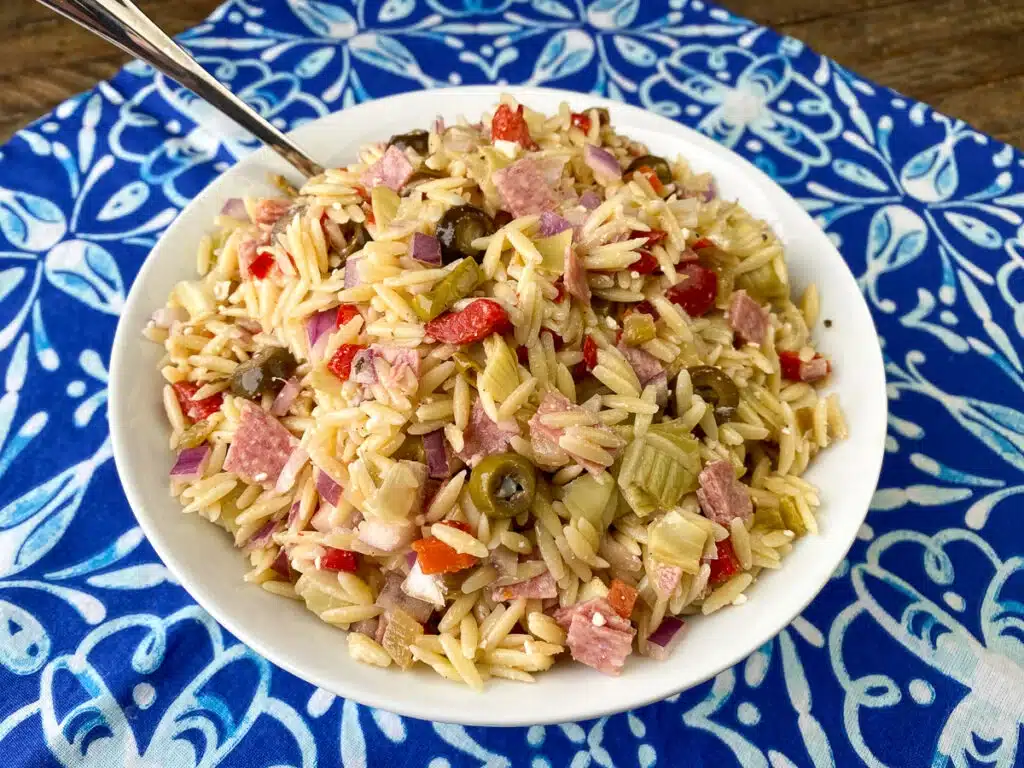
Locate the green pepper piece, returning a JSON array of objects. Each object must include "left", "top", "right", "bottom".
[
  {"left": 753, "top": 503, "right": 785, "bottom": 531},
  {"left": 412, "top": 257, "right": 481, "bottom": 322},
  {"left": 779, "top": 497, "right": 807, "bottom": 537},
  {"left": 622, "top": 312, "right": 656, "bottom": 346},
  {"left": 469, "top": 453, "right": 536, "bottom": 519}
]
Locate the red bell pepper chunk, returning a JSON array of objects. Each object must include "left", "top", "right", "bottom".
[
  {"left": 491, "top": 103, "right": 536, "bottom": 149},
  {"left": 634, "top": 165, "right": 664, "bottom": 195},
  {"left": 425, "top": 299, "right": 511, "bottom": 345},
  {"left": 335, "top": 304, "right": 360, "bottom": 328},
  {"left": 582, "top": 335, "right": 599, "bottom": 371},
  {"left": 779, "top": 350, "right": 831, "bottom": 382},
  {"left": 327, "top": 343, "right": 366, "bottom": 381},
  {"left": 172, "top": 381, "right": 223, "bottom": 422},
  {"left": 248, "top": 250, "right": 276, "bottom": 280},
  {"left": 411, "top": 535, "right": 478, "bottom": 575},
  {"left": 628, "top": 250, "right": 660, "bottom": 274},
  {"left": 628, "top": 300, "right": 657, "bottom": 318},
  {"left": 607, "top": 579, "right": 638, "bottom": 619},
  {"left": 320, "top": 547, "right": 359, "bottom": 573},
  {"left": 631, "top": 228, "right": 668, "bottom": 248},
  {"left": 665, "top": 264, "right": 718, "bottom": 317},
  {"left": 570, "top": 112, "right": 592, "bottom": 134},
  {"left": 708, "top": 539, "right": 741, "bottom": 585},
  {"left": 691, "top": 237, "right": 714, "bottom": 250}
]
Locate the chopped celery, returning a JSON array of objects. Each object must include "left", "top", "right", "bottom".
[
  {"left": 617, "top": 420, "right": 700, "bottom": 517},
  {"left": 562, "top": 471, "right": 615, "bottom": 529},
  {"left": 382, "top": 608, "right": 423, "bottom": 669},
  {"left": 622, "top": 312, "right": 656, "bottom": 346},
  {"left": 412, "top": 257, "right": 481, "bottom": 321},
  {"left": 579, "top": 577, "right": 610, "bottom": 603},
  {"left": 178, "top": 419, "right": 215, "bottom": 449},
  {"left": 296, "top": 570, "right": 350, "bottom": 615},
  {"left": 452, "top": 351, "right": 483, "bottom": 381},
  {"left": 753, "top": 503, "right": 785, "bottom": 531},
  {"left": 648, "top": 510, "right": 707, "bottom": 574},
  {"left": 371, "top": 186, "right": 401, "bottom": 230},
  {"left": 779, "top": 496, "right": 807, "bottom": 537},
  {"left": 736, "top": 260, "right": 787, "bottom": 301},
  {"left": 534, "top": 229, "right": 572, "bottom": 274},
  {"left": 479, "top": 334, "right": 519, "bottom": 402}
]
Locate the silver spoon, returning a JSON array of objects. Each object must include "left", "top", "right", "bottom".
[{"left": 36, "top": 0, "right": 325, "bottom": 179}]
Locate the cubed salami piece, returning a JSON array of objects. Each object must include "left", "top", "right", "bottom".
[
  {"left": 728, "top": 290, "right": 770, "bottom": 345},
  {"left": 696, "top": 460, "right": 753, "bottom": 526},
  {"left": 565, "top": 599, "right": 636, "bottom": 676},
  {"left": 361, "top": 145, "right": 415, "bottom": 192},
  {"left": 493, "top": 158, "right": 557, "bottom": 217},
  {"left": 223, "top": 402, "right": 299, "bottom": 488},
  {"left": 457, "top": 400, "right": 512, "bottom": 466},
  {"left": 492, "top": 570, "right": 557, "bottom": 602}
]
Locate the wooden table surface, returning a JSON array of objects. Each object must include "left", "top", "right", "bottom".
[{"left": 1, "top": 0, "right": 1021, "bottom": 148}]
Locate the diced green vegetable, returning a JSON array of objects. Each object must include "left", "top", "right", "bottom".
[
  {"left": 648, "top": 510, "right": 707, "bottom": 574},
  {"left": 412, "top": 257, "right": 481, "bottom": 321},
  {"left": 534, "top": 229, "right": 572, "bottom": 274},
  {"left": 779, "top": 496, "right": 807, "bottom": 537},
  {"left": 617, "top": 420, "right": 701, "bottom": 517},
  {"left": 736, "top": 260, "right": 787, "bottom": 301},
  {"left": 382, "top": 608, "right": 424, "bottom": 669},
  {"left": 481, "top": 146, "right": 513, "bottom": 174},
  {"left": 562, "top": 471, "right": 615, "bottom": 530},
  {"left": 364, "top": 460, "right": 426, "bottom": 522},
  {"left": 753, "top": 503, "right": 785, "bottom": 531},
  {"left": 479, "top": 334, "right": 519, "bottom": 402},
  {"left": 622, "top": 312, "right": 656, "bottom": 346},
  {"left": 371, "top": 186, "right": 401, "bottom": 230},
  {"left": 296, "top": 570, "right": 350, "bottom": 615},
  {"left": 452, "top": 351, "right": 483, "bottom": 381},
  {"left": 178, "top": 419, "right": 215, "bottom": 449}
]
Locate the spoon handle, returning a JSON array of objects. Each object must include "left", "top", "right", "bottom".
[{"left": 36, "top": 0, "right": 324, "bottom": 178}]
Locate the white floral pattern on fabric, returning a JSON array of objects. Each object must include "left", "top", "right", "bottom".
[{"left": 0, "top": 0, "right": 1022, "bottom": 765}]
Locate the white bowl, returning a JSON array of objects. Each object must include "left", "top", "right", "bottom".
[{"left": 109, "top": 86, "right": 887, "bottom": 726}]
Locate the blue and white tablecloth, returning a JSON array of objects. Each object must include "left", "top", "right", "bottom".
[{"left": 1, "top": 1, "right": 1023, "bottom": 765}]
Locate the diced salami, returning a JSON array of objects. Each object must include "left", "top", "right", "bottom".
[
  {"left": 350, "top": 617, "right": 379, "bottom": 638},
  {"left": 493, "top": 157, "right": 557, "bottom": 217},
  {"left": 423, "top": 430, "right": 452, "bottom": 480},
  {"left": 617, "top": 342, "right": 664, "bottom": 387},
  {"left": 377, "top": 572, "right": 434, "bottom": 624},
  {"left": 552, "top": 597, "right": 631, "bottom": 631},
  {"left": 728, "top": 290, "right": 770, "bottom": 345},
  {"left": 564, "top": 245, "right": 591, "bottom": 304},
  {"left": 696, "top": 460, "right": 753, "bottom": 526},
  {"left": 492, "top": 570, "right": 557, "bottom": 602},
  {"left": 800, "top": 356, "right": 829, "bottom": 381},
  {"left": 253, "top": 198, "right": 292, "bottom": 226},
  {"left": 223, "top": 403, "right": 298, "bottom": 488},
  {"left": 361, "top": 145, "right": 415, "bottom": 192},
  {"left": 652, "top": 563, "right": 683, "bottom": 597},
  {"left": 457, "top": 400, "right": 512, "bottom": 466},
  {"left": 528, "top": 392, "right": 618, "bottom": 476},
  {"left": 565, "top": 600, "right": 636, "bottom": 676}
]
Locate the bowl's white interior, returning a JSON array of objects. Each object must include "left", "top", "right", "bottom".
[{"left": 109, "top": 86, "right": 887, "bottom": 726}]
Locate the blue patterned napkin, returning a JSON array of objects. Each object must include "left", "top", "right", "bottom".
[{"left": 1, "top": 1, "right": 1022, "bottom": 765}]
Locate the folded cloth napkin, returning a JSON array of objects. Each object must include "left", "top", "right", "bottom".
[{"left": 0, "top": 1, "right": 1021, "bottom": 766}]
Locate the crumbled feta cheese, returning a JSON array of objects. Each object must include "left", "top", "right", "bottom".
[
  {"left": 493, "top": 139, "right": 519, "bottom": 159},
  {"left": 592, "top": 611, "right": 607, "bottom": 627},
  {"left": 604, "top": 316, "right": 617, "bottom": 329},
  {"left": 630, "top": 271, "right": 640, "bottom": 279},
  {"left": 732, "top": 594, "right": 748, "bottom": 606},
  {"left": 254, "top": 472, "right": 268, "bottom": 482}
]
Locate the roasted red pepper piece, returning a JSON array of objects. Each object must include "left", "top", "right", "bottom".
[
  {"left": 691, "top": 237, "right": 714, "bottom": 250},
  {"left": 634, "top": 165, "right": 664, "bottom": 195},
  {"left": 335, "top": 304, "right": 360, "bottom": 328},
  {"left": 411, "top": 536, "right": 478, "bottom": 575},
  {"left": 248, "top": 250, "right": 276, "bottom": 280},
  {"left": 607, "top": 579, "right": 638, "bottom": 619},
  {"left": 707, "top": 539, "right": 741, "bottom": 585},
  {"left": 629, "top": 300, "right": 657, "bottom": 318},
  {"left": 172, "top": 381, "right": 223, "bottom": 422},
  {"left": 582, "top": 335, "right": 598, "bottom": 371},
  {"left": 628, "top": 250, "right": 660, "bottom": 274},
  {"left": 327, "top": 343, "right": 366, "bottom": 381},
  {"left": 570, "top": 112, "right": 592, "bottom": 134},
  {"left": 320, "top": 547, "right": 359, "bottom": 573},
  {"left": 425, "top": 299, "right": 511, "bottom": 345},
  {"left": 491, "top": 103, "right": 536, "bottom": 149},
  {"left": 631, "top": 228, "right": 668, "bottom": 248},
  {"left": 665, "top": 264, "right": 718, "bottom": 317}
]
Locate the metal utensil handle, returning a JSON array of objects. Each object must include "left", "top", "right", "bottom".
[{"left": 36, "top": 0, "right": 324, "bottom": 178}]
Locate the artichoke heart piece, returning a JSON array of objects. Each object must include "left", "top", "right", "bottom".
[
  {"left": 648, "top": 509, "right": 707, "bottom": 574},
  {"left": 479, "top": 334, "right": 519, "bottom": 402},
  {"left": 617, "top": 420, "right": 701, "bottom": 518}
]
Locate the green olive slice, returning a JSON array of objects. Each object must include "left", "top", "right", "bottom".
[
  {"left": 687, "top": 365, "right": 739, "bottom": 422},
  {"left": 229, "top": 347, "right": 298, "bottom": 401},
  {"left": 625, "top": 154, "right": 672, "bottom": 185},
  {"left": 435, "top": 205, "right": 496, "bottom": 264},
  {"left": 469, "top": 453, "right": 536, "bottom": 519},
  {"left": 387, "top": 129, "right": 429, "bottom": 156}
]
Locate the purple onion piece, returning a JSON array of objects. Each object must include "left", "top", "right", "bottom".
[
  {"left": 221, "top": 197, "right": 249, "bottom": 220},
  {"left": 578, "top": 190, "right": 601, "bottom": 210},
  {"left": 306, "top": 308, "right": 336, "bottom": 347},
  {"left": 270, "top": 377, "right": 301, "bottom": 416},
  {"left": 538, "top": 211, "right": 572, "bottom": 237},
  {"left": 245, "top": 518, "right": 278, "bottom": 550},
  {"left": 409, "top": 232, "right": 442, "bottom": 265},
  {"left": 344, "top": 256, "right": 363, "bottom": 289},
  {"left": 646, "top": 616, "right": 685, "bottom": 660},
  {"left": 423, "top": 429, "right": 450, "bottom": 479},
  {"left": 316, "top": 469, "right": 342, "bottom": 507},
  {"left": 583, "top": 144, "right": 622, "bottom": 185},
  {"left": 170, "top": 446, "right": 210, "bottom": 480}
]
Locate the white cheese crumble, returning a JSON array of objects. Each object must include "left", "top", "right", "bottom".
[
  {"left": 493, "top": 139, "right": 519, "bottom": 159},
  {"left": 254, "top": 472, "right": 268, "bottom": 482},
  {"left": 592, "top": 611, "right": 607, "bottom": 627},
  {"left": 732, "top": 594, "right": 748, "bottom": 606}
]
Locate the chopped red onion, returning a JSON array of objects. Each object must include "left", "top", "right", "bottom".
[
  {"left": 356, "top": 519, "right": 416, "bottom": 552},
  {"left": 583, "top": 144, "right": 622, "bottom": 185},
  {"left": 150, "top": 306, "right": 188, "bottom": 329},
  {"left": 270, "top": 548, "right": 291, "bottom": 579},
  {"left": 423, "top": 430, "right": 450, "bottom": 479},
  {"left": 579, "top": 190, "right": 601, "bottom": 210},
  {"left": 409, "top": 232, "right": 442, "bottom": 265},
  {"left": 270, "top": 376, "right": 301, "bottom": 416},
  {"left": 275, "top": 447, "right": 308, "bottom": 494},
  {"left": 170, "top": 446, "right": 210, "bottom": 480},
  {"left": 378, "top": 571, "right": 434, "bottom": 622},
  {"left": 402, "top": 562, "right": 446, "bottom": 609},
  {"left": 316, "top": 469, "right": 342, "bottom": 506},
  {"left": 306, "top": 309, "right": 336, "bottom": 348},
  {"left": 433, "top": 115, "right": 446, "bottom": 134},
  {"left": 344, "top": 256, "right": 363, "bottom": 288},
  {"left": 645, "top": 616, "right": 686, "bottom": 661},
  {"left": 221, "top": 197, "right": 249, "bottom": 220},
  {"left": 286, "top": 499, "right": 302, "bottom": 531},
  {"left": 245, "top": 518, "right": 278, "bottom": 550},
  {"left": 538, "top": 211, "right": 572, "bottom": 237}
]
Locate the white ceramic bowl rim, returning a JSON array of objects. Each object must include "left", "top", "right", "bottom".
[{"left": 109, "top": 85, "right": 887, "bottom": 726}]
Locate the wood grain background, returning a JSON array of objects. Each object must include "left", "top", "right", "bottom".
[{"left": 0, "top": 0, "right": 1021, "bottom": 147}]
